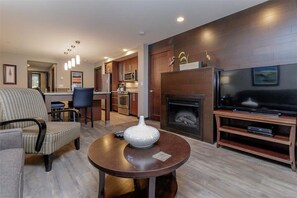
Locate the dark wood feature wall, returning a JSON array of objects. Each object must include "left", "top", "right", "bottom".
[
  {"left": 149, "top": 0, "right": 297, "bottom": 120},
  {"left": 161, "top": 67, "right": 218, "bottom": 143},
  {"left": 173, "top": 0, "right": 297, "bottom": 70}
]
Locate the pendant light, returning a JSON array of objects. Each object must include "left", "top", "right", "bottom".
[
  {"left": 68, "top": 60, "right": 72, "bottom": 69},
  {"left": 64, "top": 63, "right": 68, "bottom": 70},
  {"left": 75, "top": 41, "right": 81, "bottom": 65},
  {"left": 63, "top": 40, "right": 81, "bottom": 70},
  {"left": 76, "top": 54, "right": 80, "bottom": 65},
  {"left": 71, "top": 58, "right": 76, "bottom": 67}
]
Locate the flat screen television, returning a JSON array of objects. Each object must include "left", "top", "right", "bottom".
[{"left": 217, "top": 63, "right": 297, "bottom": 116}]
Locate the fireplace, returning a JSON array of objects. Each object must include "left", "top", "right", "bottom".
[{"left": 166, "top": 95, "right": 203, "bottom": 139}]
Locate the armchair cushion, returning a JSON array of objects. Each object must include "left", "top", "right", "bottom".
[
  {"left": 0, "top": 128, "right": 23, "bottom": 150},
  {"left": 0, "top": 128, "right": 24, "bottom": 198},
  {"left": 23, "top": 122, "right": 80, "bottom": 154},
  {"left": 0, "top": 148, "right": 24, "bottom": 198}
]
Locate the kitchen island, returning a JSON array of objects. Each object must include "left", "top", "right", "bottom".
[{"left": 44, "top": 92, "right": 110, "bottom": 123}]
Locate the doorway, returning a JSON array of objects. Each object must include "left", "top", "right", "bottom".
[
  {"left": 27, "top": 60, "right": 56, "bottom": 92},
  {"left": 94, "top": 66, "right": 102, "bottom": 92}
]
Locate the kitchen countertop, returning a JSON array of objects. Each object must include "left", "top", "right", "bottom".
[
  {"left": 44, "top": 92, "right": 111, "bottom": 95},
  {"left": 112, "top": 90, "right": 138, "bottom": 93}
]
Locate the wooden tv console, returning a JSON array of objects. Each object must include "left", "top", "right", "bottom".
[{"left": 214, "top": 110, "right": 296, "bottom": 171}]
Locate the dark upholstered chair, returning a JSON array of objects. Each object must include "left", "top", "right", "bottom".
[
  {"left": 0, "top": 128, "right": 24, "bottom": 198},
  {"left": 72, "top": 88, "right": 94, "bottom": 127},
  {"left": 0, "top": 88, "right": 80, "bottom": 172}
]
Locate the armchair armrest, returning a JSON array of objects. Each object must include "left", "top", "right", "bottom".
[
  {"left": 0, "top": 128, "right": 23, "bottom": 151},
  {"left": 0, "top": 118, "right": 46, "bottom": 152}
]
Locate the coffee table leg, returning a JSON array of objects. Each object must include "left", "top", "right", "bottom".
[
  {"left": 98, "top": 170, "right": 105, "bottom": 198},
  {"left": 148, "top": 177, "right": 156, "bottom": 198},
  {"left": 172, "top": 170, "right": 176, "bottom": 177}
]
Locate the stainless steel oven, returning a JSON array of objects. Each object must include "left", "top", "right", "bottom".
[{"left": 118, "top": 92, "right": 129, "bottom": 115}]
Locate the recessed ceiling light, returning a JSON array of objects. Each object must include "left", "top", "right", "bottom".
[
  {"left": 104, "top": 57, "right": 109, "bottom": 59},
  {"left": 139, "top": 31, "right": 145, "bottom": 36},
  {"left": 123, "top": 49, "right": 128, "bottom": 52},
  {"left": 177, "top": 16, "right": 184, "bottom": 23}
]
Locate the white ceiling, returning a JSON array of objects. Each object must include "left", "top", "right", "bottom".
[{"left": 0, "top": 0, "right": 266, "bottom": 64}]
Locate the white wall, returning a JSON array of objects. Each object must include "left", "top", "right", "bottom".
[
  {"left": 137, "top": 44, "right": 149, "bottom": 118},
  {"left": 0, "top": 53, "right": 28, "bottom": 87},
  {"left": 0, "top": 52, "right": 95, "bottom": 89},
  {"left": 56, "top": 61, "right": 95, "bottom": 89}
]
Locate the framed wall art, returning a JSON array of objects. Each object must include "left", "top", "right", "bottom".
[
  {"left": 252, "top": 66, "right": 279, "bottom": 86},
  {"left": 70, "top": 71, "right": 83, "bottom": 90},
  {"left": 3, "top": 64, "right": 17, "bottom": 84}
]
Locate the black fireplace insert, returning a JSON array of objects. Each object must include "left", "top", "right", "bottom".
[{"left": 166, "top": 95, "right": 203, "bottom": 139}]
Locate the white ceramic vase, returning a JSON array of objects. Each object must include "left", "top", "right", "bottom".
[{"left": 124, "top": 116, "right": 160, "bottom": 148}]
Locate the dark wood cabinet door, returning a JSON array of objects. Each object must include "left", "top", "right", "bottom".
[
  {"left": 112, "top": 92, "right": 118, "bottom": 111},
  {"left": 149, "top": 46, "right": 173, "bottom": 121},
  {"left": 129, "top": 93, "right": 138, "bottom": 116},
  {"left": 105, "top": 62, "right": 112, "bottom": 74}
]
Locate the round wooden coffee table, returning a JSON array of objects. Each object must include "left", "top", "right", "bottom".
[{"left": 88, "top": 131, "right": 191, "bottom": 198}]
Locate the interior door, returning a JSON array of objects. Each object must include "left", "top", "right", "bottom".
[
  {"left": 51, "top": 67, "right": 55, "bottom": 92},
  {"left": 94, "top": 66, "right": 102, "bottom": 92},
  {"left": 149, "top": 46, "right": 173, "bottom": 121}
]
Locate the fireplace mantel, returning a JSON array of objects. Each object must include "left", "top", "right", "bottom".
[{"left": 160, "top": 67, "right": 220, "bottom": 144}]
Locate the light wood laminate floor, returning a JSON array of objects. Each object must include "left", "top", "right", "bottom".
[{"left": 23, "top": 112, "right": 297, "bottom": 198}]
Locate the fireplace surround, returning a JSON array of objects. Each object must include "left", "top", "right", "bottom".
[{"left": 160, "top": 67, "right": 219, "bottom": 143}]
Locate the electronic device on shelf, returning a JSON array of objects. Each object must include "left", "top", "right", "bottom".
[
  {"left": 217, "top": 63, "right": 297, "bottom": 116},
  {"left": 247, "top": 125, "right": 275, "bottom": 137}
]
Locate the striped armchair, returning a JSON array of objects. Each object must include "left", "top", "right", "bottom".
[{"left": 0, "top": 88, "right": 80, "bottom": 172}]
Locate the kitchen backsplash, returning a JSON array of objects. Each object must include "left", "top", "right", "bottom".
[{"left": 125, "top": 81, "right": 138, "bottom": 92}]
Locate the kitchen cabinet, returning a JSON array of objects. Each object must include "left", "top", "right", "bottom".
[
  {"left": 121, "top": 57, "right": 138, "bottom": 74},
  {"left": 129, "top": 93, "right": 138, "bottom": 116},
  {"left": 119, "top": 63, "right": 123, "bottom": 81},
  {"left": 105, "top": 62, "right": 112, "bottom": 74},
  {"left": 112, "top": 92, "right": 118, "bottom": 111}
]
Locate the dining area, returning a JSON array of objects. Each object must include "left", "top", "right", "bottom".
[{"left": 44, "top": 90, "right": 111, "bottom": 124}]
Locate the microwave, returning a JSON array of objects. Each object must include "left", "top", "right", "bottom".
[{"left": 124, "top": 70, "right": 137, "bottom": 81}]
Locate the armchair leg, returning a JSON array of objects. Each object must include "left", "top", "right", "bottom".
[
  {"left": 74, "top": 138, "right": 80, "bottom": 150},
  {"left": 44, "top": 154, "right": 53, "bottom": 172}
]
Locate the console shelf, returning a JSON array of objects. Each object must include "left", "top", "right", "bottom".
[{"left": 214, "top": 110, "right": 296, "bottom": 171}]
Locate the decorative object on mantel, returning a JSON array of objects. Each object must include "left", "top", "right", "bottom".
[
  {"left": 201, "top": 50, "right": 217, "bottom": 67},
  {"left": 64, "top": 40, "right": 81, "bottom": 71},
  {"left": 179, "top": 61, "right": 202, "bottom": 71},
  {"left": 124, "top": 116, "right": 160, "bottom": 149},
  {"left": 178, "top": 51, "right": 189, "bottom": 64},
  {"left": 168, "top": 56, "right": 175, "bottom": 67}
]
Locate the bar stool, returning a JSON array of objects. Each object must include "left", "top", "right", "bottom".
[
  {"left": 34, "top": 87, "right": 65, "bottom": 121},
  {"left": 72, "top": 88, "right": 94, "bottom": 127}
]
